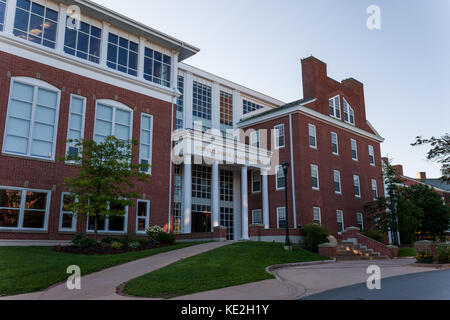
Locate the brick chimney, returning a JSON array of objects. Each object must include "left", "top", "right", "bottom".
[
  {"left": 392, "top": 165, "right": 404, "bottom": 177},
  {"left": 301, "top": 56, "right": 328, "bottom": 100},
  {"left": 417, "top": 172, "right": 427, "bottom": 180}
]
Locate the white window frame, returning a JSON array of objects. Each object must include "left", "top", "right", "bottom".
[
  {"left": 139, "top": 113, "right": 153, "bottom": 174},
  {"left": 2, "top": 77, "right": 61, "bottom": 161},
  {"left": 277, "top": 207, "right": 287, "bottom": 229},
  {"left": 276, "top": 165, "right": 286, "bottom": 191},
  {"left": 353, "top": 174, "right": 361, "bottom": 198},
  {"left": 274, "top": 124, "right": 285, "bottom": 149},
  {"left": 250, "top": 130, "right": 260, "bottom": 148},
  {"left": 308, "top": 124, "right": 317, "bottom": 149},
  {"left": 334, "top": 170, "right": 342, "bottom": 194},
  {"left": 337, "top": 210, "right": 344, "bottom": 234},
  {"left": 313, "top": 207, "right": 321, "bottom": 225},
  {"left": 357, "top": 212, "right": 364, "bottom": 232},
  {"left": 371, "top": 179, "right": 379, "bottom": 200},
  {"left": 252, "top": 209, "right": 262, "bottom": 225},
  {"left": 350, "top": 138, "right": 358, "bottom": 161},
  {"left": 136, "top": 199, "right": 150, "bottom": 234},
  {"left": 343, "top": 98, "right": 355, "bottom": 125},
  {"left": 251, "top": 170, "right": 261, "bottom": 194},
  {"left": 65, "top": 94, "right": 86, "bottom": 162},
  {"left": 311, "top": 164, "right": 320, "bottom": 191},
  {"left": 0, "top": 185, "right": 51, "bottom": 231},
  {"left": 329, "top": 95, "right": 341, "bottom": 119},
  {"left": 59, "top": 192, "right": 77, "bottom": 232},
  {"left": 331, "top": 132, "right": 339, "bottom": 155},
  {"left": 86, "top": 204, "right": 129, "bottom": 234},
  {"left": 368, "top": 145, "right": 375, "bottom": 166},
  {"left": 93, "top": 99, "right": 134, "bottom": 143}
]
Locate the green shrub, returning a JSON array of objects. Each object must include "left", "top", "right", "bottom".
[
  {"left": 156, "top": 232, "right": 176, "bottom": 245},
  {"left": 138, "top": 239, "right": 150, "bottom": 247},
  {"left": 302, "top": 224, "right": 330, "bottom": 253},
  {"left": 436, "top": 245, "right": 450, "bottom": 264},
  {"left": 72, "top": 234, "right": 98, "bottom": 248},
  {"left": 110, "top": 241, "right": 124, "bottom": 250},
  {"left": 363, "top": 230, "right": 384, "bottom": 243},
  {"left": 416, "top": 250, "right": 434, "bottom": 264},
  {"left": 127, "top": 241, "right": 140, "bottom": 249}
]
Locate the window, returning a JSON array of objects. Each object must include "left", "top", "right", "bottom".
[
  {"left": 309, "top": 124, "right": 317, "bottom": 148},
  {"left": 0, "top": 0, "right": 6, "bottom": 31},
  {"left": 353, "top": 175, "right": 361, "bottom": 198},
  {"left": 250, "top": 130, "right": 260, "bottom": 148},
  {"left": 59, "top": 193, "right": 77, "bottom": 232},
  {"left": 173, "top": 202, "right": 182, "bottom": 234},
  {"left": 93, "top": 100, "right": 132, "bottom": 143},
  {"left": 66, "top": 95, "right": 86, "bottom": 159},
  {"left": 357, "top": 212, "right": 364, "bottom": 232},
  {"left": 311, "top": 164, "right": 319, "bottom": 190},
  {"left": 274, "top": 124, "right": 285, "bottom": 149},
  {"left": 13, "top": 0, "right": 58, "bottom": 48},
  {"left": 276, "top": 166, "right": 286, "bottom": 190},
  {"left": 64, "top": 19, "right": 101, "bottom": 64},
  {"left": 192, "top": 165, "right": 211, "bottom": 199},
  {"left": 140, "top": 114, "right": 153, "bottom": 174},
  {"left": 343, "top": 98, "right": 355, "bottom": 125},
  {"left": 0, "top": 186, "right": 50, "bottom": 231},
  {"left": 144, "top": 47, "right": 171, "bottom": 87},
  {"left": 243, "top": 100, "right": 264, "bottom": 115},
  {"left": 87, "top": 202, "right": 128, "bottom": 233},
  {"left": 329, "top": 96, "right": 341, "bottom": 119},
  {"left": 351, "top": 139, "right": 358, "bottom": 160},
  {"left": 107, "top": 33, "right": 138, "bottom": 76},
  {"left": 252, "top": 209, "right": 262, "bottom": 225},
  {"left": 220, "top": 170, "right": 233, "bottom": 202},
  {"left": 337, "top": 210, "right": 344, "bottom": 233},
  {"left": 176, "top": 75, "right": 184, "bottom": 129},
  {"left": 368, "top": 145, "right": 375, "bottom": 166},
  {"left": 313, "top": 207, "right": 321, "bottom": 225},
  {"left": 331, "top": 132, "right": 339, "bottom": 155},
  {"left": 220, "top": 91, "right": 233, "bottom": 127},
  {"left": 3, "top": 78, "right": 60, "bottom": 160},
  {"left": 277, "top": 207, "right": 287, "bottom": 229},
  {"left": 371, "top": 179, "right": 378, "bottom": 200},
  {"left": 192, "top": 81, "right": 212, "bottom": 131},
  {"left": 252, "top": 170, "right": 261, "bottom": 193},
  {"left": 136, "top": 200, "right": 150, "bottom": 234},
  {"left": 333, "top": 170, "right": 341, "bottom": 194}
]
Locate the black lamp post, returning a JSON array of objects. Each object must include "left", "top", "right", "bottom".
[{"left": 282, "top": 161, "right": 291, "bottom": 251}]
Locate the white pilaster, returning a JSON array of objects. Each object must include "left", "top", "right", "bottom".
[
  {"left": 171, "top": 51, "right": 179, "bottom": 92},
  {"left": 211, "top": 161, "right": 220, "bottom": 230},
  {"left": 138, "top": 37, "right": 146, "bottom": 80},
  {"left": 241, "top": 166, "right": 249, "bottom": 240},
  {"left": 55, "top": 4, "right": 67, "bottom": 53},
  {"left": 4, "top": 0, "right": 17, "bottom": 35},
  {"left": 183, "top": 155, "right": 192, "bottom": 234},
  {"left": 100, "top": 22, "right": 110, "bottom": 67},
  {"left": 232, "top": 90, "right": 242, "bottom": 129},
  {"left": 184, "top": 72, "right": 194, "bottom": 129},
  {"left": 211, "top": 82, "right": 221, "bottom": 131},
  {"left": 262, "top": 169, "right": 270, "bottom": 229}
]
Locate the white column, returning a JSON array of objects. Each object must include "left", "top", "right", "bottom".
[
  {"left": 171, "top": 51, "right": 179, "bottom": 92},
  {"left": 138, "top": 37, "right": 146, "bottom": 80},
  {"left": 211, "top": 82, "right": 221, "bottom": 132},
  {"left": 55, "top": 4, "right": 67, "bottom": 53},
  {"left": 4, "top": 0, "right": 17, "bottom": 35},
  {"left": 211, "top": 161, "right": 220, "bottom": 230},
  {"left": 241, "top": 167, "right": 249, "bottom": 240},
  {"left": 100, "top": 22, "right": 110, "bottom": 67},
  {"left": 184, "top": 72, "right": 194, "bottom": 129},
  {"left": 232, "top": 90, "right": 242, "bottom": 128},
  {"left": 262, "top": 169, "right": 270, "bottom": 229},
  {"left": 183, "top": 155, "right": 192, "bottom": 234}
]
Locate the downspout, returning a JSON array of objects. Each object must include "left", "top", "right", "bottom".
[{"left": 289, "top": 114, "right": 298, "bottom": 229}]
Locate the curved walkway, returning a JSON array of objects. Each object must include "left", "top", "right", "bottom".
[{"left": 1, "top": 241, "right": 230, "bottom": 300}]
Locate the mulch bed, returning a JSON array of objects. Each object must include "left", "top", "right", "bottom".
[{"left": 53, "top": 242, "right": 173, "bottom": 255}]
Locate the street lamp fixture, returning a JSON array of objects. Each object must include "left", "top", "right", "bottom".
[{"left": 282, "top": 161, "right": 291, "bottom": 251}]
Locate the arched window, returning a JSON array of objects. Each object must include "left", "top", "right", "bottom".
[
  {"left": 93, "top": 99, "right": 133, "bottom": 143},
  {"left": 2, "top": 77, "right": 61, "bottom": 160}
]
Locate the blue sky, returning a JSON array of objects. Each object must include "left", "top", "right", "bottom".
[{"left": 94, "top": 0, "right": 450, "bottom": 178}]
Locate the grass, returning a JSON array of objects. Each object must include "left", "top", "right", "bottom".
[
  {"left": 399, "top": 247, "right": 417, "bottom": 257},
  {"left": 123, "top": 241, "right": 330, "bottom": 299},
  {"left": 0, "top": 242, "right": 204, "bottom": 297}
]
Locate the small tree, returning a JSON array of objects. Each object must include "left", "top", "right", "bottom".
[
  {"left": 412, "top": 134, "right": 450, "bottom": 183},
  {"left": 61, "top": 136, "right": 150, "bottom": 241}
]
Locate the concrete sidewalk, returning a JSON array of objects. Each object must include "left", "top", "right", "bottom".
[{"left": 1, "top": 241, "right": 230, "bottom": 300}]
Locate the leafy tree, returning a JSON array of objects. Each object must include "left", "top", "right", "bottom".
[
  {"left": 61, "top": 136, "right": 150, "bottom": 241},
  {"left": 412, "top": 134, "right": 450, "bottom": 183}
]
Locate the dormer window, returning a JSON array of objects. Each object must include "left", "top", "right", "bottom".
[
  {"left": 343, "top": 98, "right": 355, "bottom": 125},
  {"left": 329, "top": 96, "right": 341, "bottom": 119}
]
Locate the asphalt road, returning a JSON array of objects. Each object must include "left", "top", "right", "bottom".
[{"left": 301, "top": 269, "right": 450, "bottom": 300}]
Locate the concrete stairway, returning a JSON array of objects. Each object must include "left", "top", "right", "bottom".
[{"left": 337, "top": 240, "right": 390, "bottom": 261}]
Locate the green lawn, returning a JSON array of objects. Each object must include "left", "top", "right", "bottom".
[
  {"left": 123, "top": 241, "right": 330, "bottom": 299},
  {"left": 0, "top": 242, "right": 203, "bottom": 297},
  {"left": 398, "top": 247, "right": 417, "bottom": 257}
]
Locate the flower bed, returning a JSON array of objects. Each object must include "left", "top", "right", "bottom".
[{"left": 53, "top": 241, "right": 173, "bottom": 255}]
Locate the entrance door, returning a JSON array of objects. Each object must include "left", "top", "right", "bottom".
[{"left": 192, "top": 204, "right": 211, "bottom": 233}]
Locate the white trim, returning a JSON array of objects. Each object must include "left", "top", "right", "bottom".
[
  {"left": 329, "top": 95, "right": 341, "bottom": 120},
  {"left": 136, "top": 199, "right": 150, "bottom": 234},
  {"left": 337, "top": 210, "right": 344, "bottom": 234},
  {"left": 371, "top": 178, "right": 379, "bottom": 200},
  {"left": 357, "top": 212, "right": 364, "bottom": 231},
  {"left": 368, "top": 145, "right": 375, "bottom": 166},
  {"left": 274, "top": 124, "right": 285, "bottom": 149},
  {"left": 275, "top": 165, "right": 286, "bottom": 191},
  {"left": 331, "top": 131, "right": 339, "bottom": 155},
  {"left": 353, "top": 174, "right": 361, "bottom": 198},
  {"left": 288, "top": 114, "right": 297, "bottom": 229},
  {"left": 313, "top": 207, "right": 321, "bottom": 225},
  {"left": 343, "top": 97, "right": 355, "bottom": 125},
  {"left": 252, "top": 209, "right": 262, "bottom": 225},
  {"left": 276, "top": 207, "right": 287, "bottom": 229},
  {"left": 311, "top": 164, "right": 320, "bottom": 191},
  {"left": 93, "top": 99, "right": 134, "bottom": 143},
  {"left": 86, "top": 204, "right": 129, "bottom": 234},
  {"left": 333, "top": 170, "right": 342, "bottom": 195},
  {"left": 350, "top": 138, "right": 358, "bottom": 161},
  {"left": 139, "top": 113, "right": 154, "bottom": 175},
  {"left": 308, "top": 123, "right": 317, "bottom": 149},
  {"left": 251, "top": 170, "right": 261, "bottom": 194},
  {"left": 65, "top": 94, "right": 87, "bottom": 162},
  {"left": 59, "top": 192, "right": 77, "bottom": 232}
]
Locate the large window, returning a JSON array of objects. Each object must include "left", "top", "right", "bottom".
[
  {"left": 313, "top": 207, "right": 321, "bottom": 225},
  {"left": 220, "top": 169, "right": 233, "bottom": 202},
  {"left": 87, "top": 202, "right": 128, "bottom": 233},
  {"left": 351, "top": 139, "right": 358, "bottom": 160},
  {"left": 0, "top": 186, "right": 50, "bottom": 231},
  {"left": 329, "top": 95, "right": 341, "bottom": 119},
  {"left": 353, "top": 175, "right": 361, "bottom": 198},
  {"left": 311, "top": 164, "right": 319, "bottom": 190},
  {"left": 66, "top": 95, "right": 86, "bottom": 159},
  {"left": 64, "top": 19, "right": 101, "bottom": 64},
  {"left": 252, "top": 209, "right": 262, "bottom": 225},
  {"left": 173, "top": 202, "right": 182, "bottom": 234},
  {"left": 107, "top": 33, "right": 138, "bottom": 76},
  {"left": 333, "top": 170, "right": 342, "bottom": 194},
  {"left": 251, "top": 170, "right": 261, "bottom": 193},
  {"left": 277, "top": 207, "right": 287, "bottom": 229},
  {"left": 3, "top": 78, "right": 60, "bottom": 160},
  {"left": 220, "top": 91, "right": 233, "bottom": 127},
  {"left": 276, "top": 166, "right": 286, "bottom": 190},
  {"left": 308, "top": 124, "right": 317, "bottom": 148},
  {"left": 59, "top": 193, "right": 76, "bottom": 232},
  {"left": 192, "top": 81, "right": 212, "bottom": 131},
  {"left": 337, "top": 210, "right": 344, "bottom": 233},
  {"left": 13, "top": 0, "right": 58, "bottom": 49},
  {"left": 243, "top": 100, "right": 264, "bottom": 115},
  {"left": 136, "top": 200, "right": 150, "bottom": 234},
  {"left": 274, "top": 124, "right": 285, "bottom": 149},
  {"left": 176, "top": 75, "right": 184, "bottom": 129},
  {"left": 93, "top": 100, "right": 132, "bottom": 143},
  {"left": 144, "top": 48, "right": 171, "bottom": 88},
  {"left": 343, "top": 98, "right": 355, "bottom": 125},
  {"left": 0, "top": 0, "right": 6, "bottom": 31},
  {"left": 140, "top": 114, "right": 153, "bottom": 174},
  {"left": 331, "top": 132, "right": 339, "bottom": 155},
  {"left": 192, "top": 165, "right": 211, "bottom": 199},
  {"left": 368, "top": 145, "right": 375, "bottom": 166}
]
